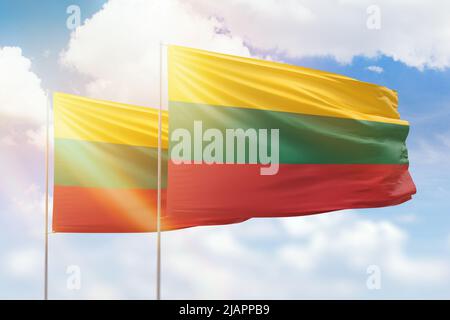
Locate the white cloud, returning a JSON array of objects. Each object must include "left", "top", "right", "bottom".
[
  {"left": 367, "top": 65, "right": 384, "bottom": 73},
  {"left": 278, "top": 213, "right": 449, "bottom": 285},
  {"left": 159, "top": 213, "right": 450, "bottom": 298},
  {"left": 12, "top": 184, "right": 45, "bottom": 217},
  {"left": 60, "top": 0, "right": 252, "bottom": 107},
  {"left": 448, "top": 234, "right": 450, "bottom": 250},
  {"left": 85, "top": 284, "right": 122, "bottom": 300},
  {"left": 0, "top": 46, "right": 50, "bottom": 298},
  {"left": 19, "top": 214, "right": 448, "bottom": 299},
  {"left": 26, "top": 125, "right": 46, "bottom": 149},
  {"left": 3, "top": 248, "right": 41, "bottom": 279},
  {"left": 413, "top": 133, "right": 450, "bottom": 165},
  {"left": 190, "top": 0, "right": 450, "bottom": 70},
  {"left": 0, "top": 123, "right": 47, "bottom": 149},
  {"left": 59, "top": 0, "right": 450, "bottom": 108},
  {"left": 0, "top": 135, "right": 17, "bottom": 147},
  {"left": 11, "top": 184, "right": 47, "bottom": 237},
  {"left": 0, "top": 47, "right": 47, "bottom": 124},
  {"left": 42, "top": 50, "right": 51, "bottom": 59},
  {"left": 394, "top": 214, "right": 417, "bottom": 224},
  {"left": 0, "top": 46, "right": 47, "bottom": 153}
]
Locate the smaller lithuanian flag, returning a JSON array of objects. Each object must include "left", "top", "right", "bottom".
[
  {"left": 53, "top": 93, "right": 169, "bottom": 232},
  {"left": 53, "top": 93, "right": 249, "bottom": 232}
]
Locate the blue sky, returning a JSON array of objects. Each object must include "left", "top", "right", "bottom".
[
  {"left": 1, "top": 0, "right": 450, "bottom": 299},
  {"left": 0, "top": 0, "right": 105, "bottom": 90}
]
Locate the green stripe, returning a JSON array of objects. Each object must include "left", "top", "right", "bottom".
[
  {"left": 169, "top": 101, "right": 409, "bottom": 164},
  {"left": 55, "top": 138, "right": 168, "bottom": 189}
]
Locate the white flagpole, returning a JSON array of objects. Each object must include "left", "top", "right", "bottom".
[
  {"left": 44, "top": 91, "right": 50, "bottom": 300},
  {"left": 156, "top": 42, "right": 163, "bottom": 300}
]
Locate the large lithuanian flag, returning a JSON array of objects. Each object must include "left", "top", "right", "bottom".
[
  {"left": 53, "top": 93, "right": 169, "bottom": 232},
  {"left": 167, "top": 46, "right": 416, "bottom": 225}
]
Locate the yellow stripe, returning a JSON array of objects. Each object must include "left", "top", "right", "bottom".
[
  {"left": 54, "top": 92, "right": 168, "bottom": 148},
  {"left": 168, "top": 45, "right": 408, "bottom": 126}
]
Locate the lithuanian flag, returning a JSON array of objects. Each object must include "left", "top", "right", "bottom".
[
  {"left": 53, "top": 93, "right": 169, "bottom": 232},
  {"left": 167, "top": 46, "right": 416, "bottom": 225}
]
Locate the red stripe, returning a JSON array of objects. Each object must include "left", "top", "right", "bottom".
[
  {"left": 53, "top": 186, "right": 248, "bottom": 232},
  {"left": 167, "top": 162, "right": 416, "bottom": 220}
]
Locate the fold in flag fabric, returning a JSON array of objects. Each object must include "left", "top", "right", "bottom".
[
  {"left": 53, "top": 93, "right": 172, "bottom": 232},
  {"left": 167, "top": 45, "right": 416, "bottom": 225}
]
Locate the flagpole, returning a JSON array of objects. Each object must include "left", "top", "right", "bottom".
[
  {"left": 156, "top": 41, "right": 163, "bottom": 300},
  {"left": 44, "top": 91, "right": 50, "bottom": 300}
]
